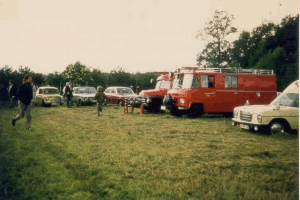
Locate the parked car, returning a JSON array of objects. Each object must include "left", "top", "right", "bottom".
[
  {"left": 35, "top": 87, "right": 64, "bottom": 106},
  {"left": 104, "top": 86, "right": 138, "bottom": 106},
  {"left": 71, "top": 87, "right": 97, "bottom": 106},
  {"left": 232, "top": 80, "right": 299, "bottom": 134},
  {"left": 161, "top": 67, "right": 277, "bottom": 117}
]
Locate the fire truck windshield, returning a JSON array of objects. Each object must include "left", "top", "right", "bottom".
[
  {"left": 172, "top": 74, "right": 198, "bottom": 89},
  {"left": 155, "top": 80, "right": 171, "bottom": 89}
]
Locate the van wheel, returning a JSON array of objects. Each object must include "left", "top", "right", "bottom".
[
  {"left": 118, "top": 100, "right": 123, "bottom": 107},
  {"left": 269, "top": 121, "right": 285, "bottom": 135},
  {"left": 171, "top": 110, "right": 182, "bottom": 117},
  {"left": 188, "top": 106, "right": 203, "bottom": 118}
]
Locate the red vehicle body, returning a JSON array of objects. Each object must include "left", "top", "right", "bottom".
[
  {"left": 138, "top": 72, "right": 173, "bottom": 112},
  {"left": 161, "top": 67, "right": 277, "bottom": 117},
  {"left": 104, "top": 86, "right": 138, "bottom": 106}
]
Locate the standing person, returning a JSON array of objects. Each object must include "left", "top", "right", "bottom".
[
  {"left": 11, "top": 75, "right": 33, "bottom": 131},
  {"left": 31, "top": 82, "right": 37, "bottom": 106},
  {"left": 94, "top": 86, "right": 106, "bottom": 116},
  {"left": 64, "top": 82, "right": 73, "bottom": 108},
  {"left": 8, "top": 80, "right": 17, "bottom": 108},
  {"left": 69, "top": 82, "right": 73, "bottom": 104}
]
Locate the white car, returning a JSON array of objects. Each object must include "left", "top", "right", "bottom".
[
  {"left": 71, "top": 87, "right": 97, "bottom": 106},
  {"left": 232, "top": 80, "right": 299, "bottom": 134}
]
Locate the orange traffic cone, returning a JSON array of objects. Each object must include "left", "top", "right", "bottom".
[{"left": 124, "top": 102, "right": 128, "bottom": 114}]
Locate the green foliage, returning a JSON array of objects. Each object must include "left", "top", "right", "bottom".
[
  {"left": 45, "top": 72, "right": 66, "bottom": 92},
  {"left": 62, "top": 61, "right": 92, "bottom": 86},
  {"left": 0, "top": 106, "right": 298, "bottom": 199},
  {"left": 196, "top": 10, "right": 237, "bottom": 67},
  {"left": 229, "top": 15, "right": 298, "bottom": 91}
]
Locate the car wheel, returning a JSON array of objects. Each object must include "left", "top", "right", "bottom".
[
  {"left": 118, "top": 100, "right": 123, "bottom": 107},
  {"left": 188, "top": 106, "right": 203, "bottom": 118},
  {"left": 269, "top": 121, "right": 285, "bottom": 135},
  {"left": 77, "top": 99, "right": 82, "bottom": 106}
]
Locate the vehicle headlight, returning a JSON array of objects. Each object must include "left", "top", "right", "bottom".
[
  {"left": 180, "top": 99, "right": 185, "bottom": 104},
  {"left": 233, "top": 110, "right": 238, "bottom": 118},
  {"left": 146, "top": 97, "right": 151, "bottom": 103},
  {"left": 257, "top": 114, "right": 262, "bottom": 123}
]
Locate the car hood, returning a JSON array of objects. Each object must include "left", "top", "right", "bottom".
[
  {"left": 235, "top": 105, "right": 274, "bottom": 114},
  {"left": 139, "top": 89, "right": 168, "bottom": 97},
  {"left": 73, "top": 93, "right": 96, "bottom": 98}
]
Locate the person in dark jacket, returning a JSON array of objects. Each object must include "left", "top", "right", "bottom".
[
  {"left": 12, "top": 75, "right": 33, "bottom": 130},
  {"left": 94, "top": 86, "right": 106, "bottom": 116},
  {"left": 64, "top": 82, "right": 73, "bottom": 108},
  {"left": 8, "top": 80, "right": 18, "bottom": 108}
]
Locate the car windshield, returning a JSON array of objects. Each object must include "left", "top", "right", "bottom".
[
  {"left": 75, "top": 87, "right": 97, "bottom": 94},
  {"left": 155, "top": 80, "right": 171, "bottom": 89},
  {"left": 117, "top": 88, "right": 134, "bottom": 94},
  {"left": 172, "top": 74, "right": 197, "bottom": 89},
  {"left": 44, "top": 89, "right": 59, "bottom": 94},
  {"left": 271, "top": 93, "right": 299, "bottom": 108}
]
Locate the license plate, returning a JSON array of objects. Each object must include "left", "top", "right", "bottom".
[
  {"left": 160, "top": 105, "right": 166, "bottom": 110},
  {"left": 240, "top": 124, "right": 249, "bottom": 130}
]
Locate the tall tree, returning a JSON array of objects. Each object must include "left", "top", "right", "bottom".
[
  {"left": 196, "top": 10, "right": 237, "bottom": 68},
  {"left": 62, "top": 61, "right": 91, "bottom": 86}
]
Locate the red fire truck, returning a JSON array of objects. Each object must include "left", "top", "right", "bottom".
[
  {"left": 137, "top": 72, "right": 174, "bottom": 112},
  {"left": 161, "top": 67, "right": 277, "bottom": 117}
]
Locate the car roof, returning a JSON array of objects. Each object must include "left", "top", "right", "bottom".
[
  {"left": 105, "top": 86, "right": 131, "bottom": 89},
  {"left": 38, "top": 87, "right": 58, "bottom": 89}
]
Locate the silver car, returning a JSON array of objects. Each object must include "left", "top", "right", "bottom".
[{"left": 71, "top": 87, "right": 97, "bottom": 106}]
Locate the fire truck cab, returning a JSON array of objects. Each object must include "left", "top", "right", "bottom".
[
  {"left": 161, "top": 67, "right": 277, "bottom": 117},
  {"left": 138, "top": 72, "right": 173, "bottom": 112}
]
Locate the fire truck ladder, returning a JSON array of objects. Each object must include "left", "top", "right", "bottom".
[{"left": 179, "top": 67, "right": 274, "bottom": 75}]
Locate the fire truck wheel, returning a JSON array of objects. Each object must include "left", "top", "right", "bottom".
[
  {"left": 188, "top": 106, "right": 203, "bottom": 118},
  {"left": 171, "top": 110, "right": 182, "bottom": 117}
]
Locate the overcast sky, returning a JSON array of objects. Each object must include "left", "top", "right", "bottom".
[{"left": 0, "top": 0, "right": 298, "bottom": 74}]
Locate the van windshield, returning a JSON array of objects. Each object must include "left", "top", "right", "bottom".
[
  {"left": 271, "top": 93, "right": 299, "bottom": 108},
  {"left": 172, "top": 74, "right": 198, "bottom": 89},
  {"left": 155, "top": 80, "right": 171, "bottom": 89}
]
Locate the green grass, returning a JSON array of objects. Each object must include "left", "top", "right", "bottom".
[{"left": 0, "top": 104, "right": 298, "bottom": 199}]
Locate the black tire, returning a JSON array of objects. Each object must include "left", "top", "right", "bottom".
[
  {"left": 77, "top": 99, "right": 82, "bottom": 106},
  {"left": 171, "top": 110, "right": 182, "bottom": 117},
  {"left": 188, "top": 106, "right": 203, "bottom": 118},
  {"left": 268, "top": 121, "right": 285, "bottom": 135},
  {"left": 118, "top": 100, "right": 123, "bottom": 107}
]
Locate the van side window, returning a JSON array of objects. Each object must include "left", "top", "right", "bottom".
[
  {"left": 38, "top": 89, "right": 43, "bottom": 94},
  {"left": 192, "top": 74, "right": 198, "bottom": 88},
  {"left": 201, "top": 75, "right": 215, "bottom": 88},
  {"left": 225, "top": 76, "right": 238, "bottom": 88}
]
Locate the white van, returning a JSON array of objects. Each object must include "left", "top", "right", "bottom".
[{"left": 232, "top": 80, "right": 299, "bottom": 134}]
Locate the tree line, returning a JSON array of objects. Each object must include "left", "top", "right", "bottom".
[
  {"left": 196, "top": 10, "right": 299, "bottom": 91},
  {"left": 0, "top": 63, "right": 159, "bottom": 98}
]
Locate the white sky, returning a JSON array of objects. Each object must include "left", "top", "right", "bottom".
[{"left": 0, "top": 0, "right": 298, "bottom": 74}]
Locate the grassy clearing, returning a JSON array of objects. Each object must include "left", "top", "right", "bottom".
[{"left": 0, "top": 104, "right": 298, "bottom": 199}]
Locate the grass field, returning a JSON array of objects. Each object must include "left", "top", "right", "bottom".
[{"left": 0, "top": 104, "right": 298, "bottom": 199}]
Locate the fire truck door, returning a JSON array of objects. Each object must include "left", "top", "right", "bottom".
[{"left": 200, "top": 75, "right": 218, "bottom": 112}]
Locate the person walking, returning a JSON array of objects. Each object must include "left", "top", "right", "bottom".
[
  {"left": 64, "top": 82, "right": 73, "bottom": 108},
  {"left": 94, "top": 86, "right": 106, "bottom": 116},
  {"left": 11, "top": 75, "right": 33, "bottom": 130},
  {"left": 31, "top": 82, "right": 38, "bottom": 106},
  {"left": 8, "top": 80, "right": 17, "bottom": 108}
]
